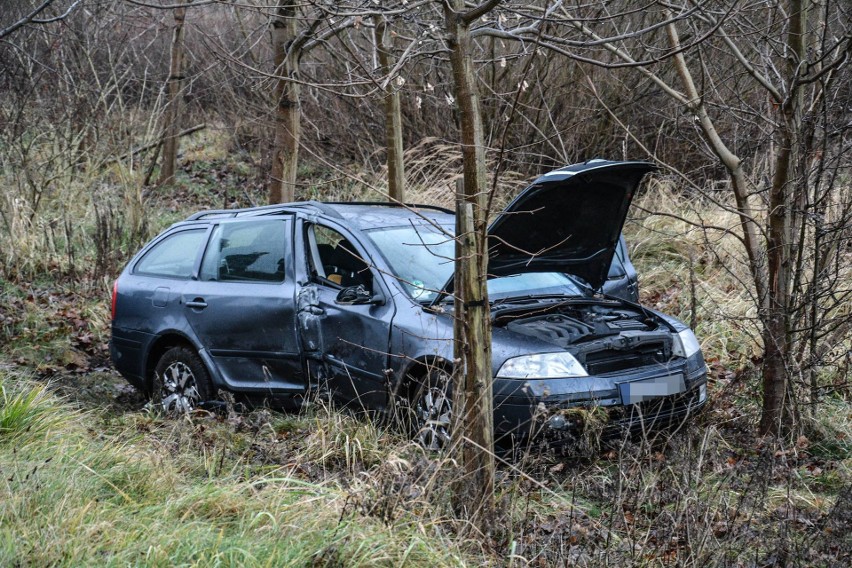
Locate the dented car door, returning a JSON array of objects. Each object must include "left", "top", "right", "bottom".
[{"left": 296, "top": 220, "right": 395, "bottom": 408}]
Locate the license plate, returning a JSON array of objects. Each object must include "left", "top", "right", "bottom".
[{"left": 618, "top": 374, "right": 685, "bottom": 405}]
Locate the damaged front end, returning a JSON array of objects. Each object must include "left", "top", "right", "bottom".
[{"left": 490, "top": 298, "right": 708, "bottom": 445}]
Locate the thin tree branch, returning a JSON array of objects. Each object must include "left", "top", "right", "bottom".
[
  {"left": 461, "top": 0, "right": 502, "bottom": 24},
  {"left": 101, "top": 124, "right": 206, "bottom": 167},
  {"left": 1, "top": 0, "right": 65, "bottom": 39}
]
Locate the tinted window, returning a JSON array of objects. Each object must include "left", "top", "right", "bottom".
[
  {"left": 199, "top": 219, "right": 286, "bottom": 283},
  {"left": 135, "top": 229, "right": 207, "bottom": 278}
]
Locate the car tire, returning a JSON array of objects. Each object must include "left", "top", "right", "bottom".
[
  {"left": 409, "top": 369, "right": 453, "bottom": 451},
  {"left": 152, "top": 346, "right": 212, "bottom": 414}
]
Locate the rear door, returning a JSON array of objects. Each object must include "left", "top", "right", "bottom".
[{"left": 182, "top": 216, "right": 304, "bottom": 395}]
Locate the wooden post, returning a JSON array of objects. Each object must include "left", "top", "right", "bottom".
[
  {"left": 452, "top": 179, "right": 468, "bottom": 443},
  {"left": 451, "top": 162, "right": 495, "bottom": 532}
]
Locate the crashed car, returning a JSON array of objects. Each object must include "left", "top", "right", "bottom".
[{"left": 110, "top": 160, "right": 707, "bottom": 448}]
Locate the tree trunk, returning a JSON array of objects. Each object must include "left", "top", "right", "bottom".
[
  {"left": 666, "top": 14, "right": 802, "bottom": 436},
  {"left": 269, "top": 0, "right": 300, "bottom": 204},
  {"left": 158, "top": 1, "right": 190, "bottom": 186},
  {"left": 374, "top": 17, "right": 405, "bottom": 202},
  {"left": 758, "top": 0, "right": 807, "bottom": 436},
  {"left": 444, "top": 0, "right": 495, "bottom": 528},
  {"left": 760, "top": 127, "right": 794, "bottom": 435}
]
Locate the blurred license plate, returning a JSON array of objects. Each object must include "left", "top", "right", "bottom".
[{"left": 619, "top": 374, "right": 685, "bottom": 405}]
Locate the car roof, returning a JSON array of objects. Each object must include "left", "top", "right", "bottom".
[{"left": 184, "top": 201, "right": 454, "bottom": 231}]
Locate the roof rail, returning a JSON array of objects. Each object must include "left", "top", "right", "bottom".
[
  {"left": 323, "top": 201, "right": 454, "bottom": 215},
  {"left": 185, "top": 200, "right": 453, "bottom": 222},
  {"left": 185, "top": 202, "right": 292, "bottom": 220}
]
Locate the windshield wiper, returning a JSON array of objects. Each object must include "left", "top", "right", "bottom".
[{"left": 491, "top": 293, "right": 579, "bottom": 306}]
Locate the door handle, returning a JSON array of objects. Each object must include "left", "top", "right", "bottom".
[{"left": 185, "top": 298, "right": 208, "bottom": 309}]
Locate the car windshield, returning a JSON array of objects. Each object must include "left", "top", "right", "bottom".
[{"left": 365, "top": 222, "right": 583, "bottom": 303}]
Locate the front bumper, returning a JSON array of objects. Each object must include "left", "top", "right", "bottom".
[{"left": 492, "top": 360, "right": 707, "bottom": 444}]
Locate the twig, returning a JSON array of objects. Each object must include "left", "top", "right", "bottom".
[{"left": 101, "top": 123, "right": 207, "bottom": 168}]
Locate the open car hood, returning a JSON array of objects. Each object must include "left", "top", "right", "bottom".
[
  {"left": 487, "top": 160, "right": 655, "bottom": 290},
  {"left": 430, "top": 160, "right": 655, "bottom": 305}
]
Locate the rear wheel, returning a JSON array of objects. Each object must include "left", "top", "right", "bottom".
[
  {"left": 152, "top": 347, "right": 212, "bottom": 414},
  {"left": 409, "top": 369, "right": 452, "bottom": 451}
]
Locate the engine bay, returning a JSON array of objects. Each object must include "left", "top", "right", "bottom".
[{"left": 494, "top": 300, "right": 675, "bottom": 374}]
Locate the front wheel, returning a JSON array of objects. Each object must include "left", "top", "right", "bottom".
[
  {"left": 409, "top": 369, "right": 453, "bottom": 451},
  {"left": 152, "top": 347, "right": 212, "bottom": 414}
]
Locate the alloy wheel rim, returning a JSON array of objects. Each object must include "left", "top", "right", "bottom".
[
  {"left": 416, "top": 385, "right": 452, "bottom": 451},
  {"left": 160, "top": 361, "right": 200, "bottom": 413}
]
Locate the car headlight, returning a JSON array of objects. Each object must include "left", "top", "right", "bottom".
[
  {"left": 672, "top": 328, "right": 702, "bottom": 358},
  {"left": 496, "top": 352, "right": 588, "bottom": 379}
]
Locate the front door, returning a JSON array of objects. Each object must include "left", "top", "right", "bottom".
[
  {"left": 183, "top": 216, "right": 304, "bottom": 395},
  {"left": 297, "top": 221, "right": 395, "bottom": 409}
]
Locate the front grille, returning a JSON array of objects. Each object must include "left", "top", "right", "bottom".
[{"left": 584, "top": 344, "right": 668, "bottom": 374}]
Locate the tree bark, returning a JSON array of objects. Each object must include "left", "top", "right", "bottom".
[
  {"left": 158, "top": 1, "right": 190, "bottom": 186},
  {"left": 445, "top": 0, "right": 495, "bottom": 528},
  {"left": 758, "top": 0, "right": 807, "bottom": 436},
  {"left": 374, "top": 17, "right": 405, "bottom": 203},
  {"left": 269, "top": 0, "right": 300, "bottom": 204}
]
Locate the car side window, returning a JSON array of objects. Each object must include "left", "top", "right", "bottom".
[
  {"left": 608, "top": 238, "right": 627, "bottom": 279},
  {"left": 307, "top": 225, "right": 372, "bottom": 292},
  {"left": 134, "top": 229, "right": 207, "bottom": 279},
  {"left": 199, "top": 219, "right": 287, "bottom": 283}
]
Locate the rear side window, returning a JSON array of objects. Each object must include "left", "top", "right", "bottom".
[
  {"left": 134, "top": 229, "right": 207, "bottom": 279},
  {"left": 200, "top": 219, "right": 287, "bottom": 283},
  {"left": 608, "top": 239, "right": 627, "bottom": 279}
]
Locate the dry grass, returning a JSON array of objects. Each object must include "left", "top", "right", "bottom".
[
  {"left": 627, "top": 180, "right": 765, "bottom": 368},
  {"left": 1, "top": 127, "right": 850, "bottom": 566}
]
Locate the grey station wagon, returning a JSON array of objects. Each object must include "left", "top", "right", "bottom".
[{"left": 110, "top": 160, "right": 707, "bottom": 448}]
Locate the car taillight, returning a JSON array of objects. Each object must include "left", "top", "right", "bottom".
[{"left": 111, "top": 280, "right": 118, "bottom": 320}]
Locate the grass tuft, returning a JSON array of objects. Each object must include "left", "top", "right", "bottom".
[{"left": 0, "top": 374, "right": 75, "bottom": 445}]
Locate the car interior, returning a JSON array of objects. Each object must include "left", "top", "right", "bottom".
[{"left": 309, "top": 225, "right": 373, "bottom": 292}]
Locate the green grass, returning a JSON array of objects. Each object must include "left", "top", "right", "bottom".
[
  {"left": 0, "top": 372, "right": 471, "bottom": 567},
  {"left": 2, "top": 333, "right": 849, "bottom": 566},
  {"left": 0, "top": 378, "right": 73, "bottom": 444}
]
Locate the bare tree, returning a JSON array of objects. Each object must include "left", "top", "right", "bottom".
[
  {"left": 158, "top": 0, "right": 192, "bottom": 186},
  {"left": 441, "top": 0, "right": 501, "bottom": 528},
  {"left": 495, "top": 0, "right": 852, "bottom": 436},
  {"left": 268, "top": 0, "right": 300, "bottom": 204},
  {"left": 374, "top": 15, "right": 405, "bottom": 202},
  {"left": 267, "top": 2, "right": 359, "bottom": 203}
]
